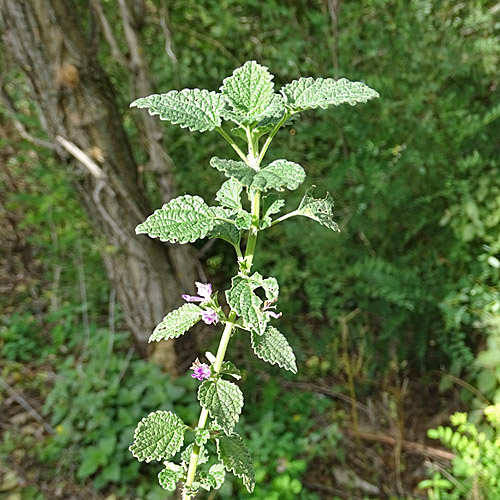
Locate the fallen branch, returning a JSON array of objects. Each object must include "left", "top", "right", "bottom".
[
  {"left": 0, "top": 377, "right": 55, "bottom": 435},
  {"left": 280, "top": 379, "right": 370, "bottom": 414},
  {"left": 343, "top": 428, "right": 455, "bottom": 461},
  {"left": 56, "top": 135, "right": 104, "bottom": 179}
]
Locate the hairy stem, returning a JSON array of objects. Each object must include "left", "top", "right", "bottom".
[
  {"left": 215, "top": 126, "right": 249, "bottom": 164},
  {"left": 184, "top": 313, "right": 236, "bottom": 497},
  {"left": 184, "top": 180, "right": 262, "bottom": 499},
  {"left": 242, "top": 191, "right": 260, "bottom": 274},
  {"left": 271, "top": 209, "right": 299, "bottom": 226},
  {"left": 257, "top": 112, "right": 291, "bottom": 164}
]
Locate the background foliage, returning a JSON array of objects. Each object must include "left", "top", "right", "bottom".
[{"left": 1, "top": 0, "right": 499, "bottom": 499}]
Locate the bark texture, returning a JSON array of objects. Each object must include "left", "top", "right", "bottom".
[{"left": 0, "top": 0, "right": 197, "bottom": 365}]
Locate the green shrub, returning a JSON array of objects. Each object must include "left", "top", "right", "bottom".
[
  {"left": 40, "top": 328, "right": 199, "bottom": 491},
  {"left": 420, "top": 405, "right": 500, "bottom": 499}
]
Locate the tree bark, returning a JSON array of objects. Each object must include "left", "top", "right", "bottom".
[{"left": 0, "top": 0, "right": 197, "bottom": 368}]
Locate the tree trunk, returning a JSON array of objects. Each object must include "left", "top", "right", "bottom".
[{"left": 0, "top": 0, "right": 197, "bottom": 368}]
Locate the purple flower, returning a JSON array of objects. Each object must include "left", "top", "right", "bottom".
[
  {"left": 201, "top": 308, "right": 219, "bottom": 325},
  {"left": 264, "top": 298, "right": 282, "bottom": 319},
  {"left": 267, "top": 310, "right": 282, "bottom": 319},
  {"left": 182, "top": 282, "right": 212, "bottom": 303},
  {"left": 190, "top": 359, "right": 211, "bottom": 381}
]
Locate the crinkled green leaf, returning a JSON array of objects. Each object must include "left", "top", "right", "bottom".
[
  {"left": 209, "top": 207, "right": 241, "bottom": 246},
  {"left": 254, "top": 94, "right": 286, "bottom": 125},
  {"left": 130, "top": 89, "right": 225, "bottom": 132},
  {"left": 209, "top": 421, "right": 223, "bottom": 432},
  {"left": 226, "top": 276, "right": 266, "bottom": 335},
  {"left": 181, "top": 443, "right": 209, "bottom": 465},
  {"left": 251, "top": 326, "right": 297, "bottom": 374},
  {"left": 221, "top": 61, "right": 275, "bottom": 123},
  {"left": 297, "top": 187, "right": 340, "bottom": 232},
  {"left": 129, "top": 411, "right": 186, "bottom": 462},
  {"left": 149, "top": 303, "right": 202, "bottom": 342},
  {"left": 262, "top": 277, "right": 279, "bottom": 301},
  {"left": 216, "top": 178, "right": 243, "bottom": 210},
  {"left": 260, "top": 194, "right": 286, "bottom": 229},
  {"left": 226, "top": 273, "right": 279, "bottom": 334},
  {"left": 281, "top": 77, "right": 379, "bottom": 112},
  {"left": 198, "top": 379, "right": 243, "bottom": 435},
  {"left": 223, "top": 93, "right": 286, "bottom": 127},
  {"left": 251, "top": 272, "right": 279, "bottom": 301},
  {"left": 199, "top": 463, "right": 226, "bottom": 491},
  {"left": 216, "top": 433, "right": 255, "bottom": 493},
  {"left": 251, "top": 160, "right": 306, "bottom": 193},
  {"left": 158, "top": 463, "right": 184, "bottom": 491},
  {"left": 210, "top": 157, "right": 256, "bottom": 186},
  {"left": 194, "top": 428, "right": 211, "bottom": 447},
  {"left": 263, "top": 194, "right": 285, "bottom": 217},
  {"left": 235, "top": 211, "right": 252, "bottom": 230},
  {"left": 219, "top": 361, "right": 242, "bottom": 380},
  {"left": 136, "top": 195, "right": 214, "bottom": 244}
]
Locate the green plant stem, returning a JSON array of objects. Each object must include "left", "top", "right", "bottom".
[
  {"left": 271, "top": 209, "right": 299, "bottom": 226},
  {"left": 234, "top": 242, "right": 244, "bottom": 260},
  {"left": 242, "top": 191, "right": 260, "bottom": 274},
  {"left": 257, "top": 112, "right": 291, "bottom": 164},
  {"left": 184, "top": 186, "right": 261, "bottom": 499},
  {"left": 215, "top": 126, "right": 249, "bottom": 164},
  {"left": 184, "top": 313, "right": 236, "bottom": 497}
]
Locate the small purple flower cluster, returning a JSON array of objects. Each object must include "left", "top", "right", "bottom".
[
  {"left": 190, "top": 358, "right": 211, "bottom": 381},
  {"left": 264, "top": 298, "right": 282, "bottom": 319},
  {"left": 182, "top": 282, "right": 219, "bottom": 325},
  {"left": 185, "top": 282, "right": 284, "bottom": 382}
]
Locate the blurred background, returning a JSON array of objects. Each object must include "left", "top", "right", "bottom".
[{"left": 1, "top": 1, "right": 499, "bottom": 499}]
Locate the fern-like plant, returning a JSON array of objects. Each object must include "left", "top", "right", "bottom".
[
  {"left": 129, "top": 61, "right": 378, "bottom": 498},
  {"left": 419, "top": 405, "right": 500, "bottom": 499}
]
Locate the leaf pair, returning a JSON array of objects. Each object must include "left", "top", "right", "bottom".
[
  {"left": 131, "top": 60, "right": 379, "bottom": 133},
  {"left": 211, "top": 157, "right": 305, "bottom": 193},
  {"left": 129, "top": 409, "right": 255, "bottom": 494},
  {"left": 135, "top": 192, "right": 252, "bottom": 247}
]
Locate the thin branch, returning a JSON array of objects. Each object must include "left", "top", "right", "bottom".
[
  {"left": 112, "top": 347, "right": 135, "bottom": 386},
  {"left": 89, "top": 0, "right": 128, "bottom": 65},
  {"left": 327, "top": 0, "right": 342, "bottom": 77},
  {"left": 215, "top": 126, "right": 249, "bottom": 164},
  {"left": 490, "top": 2, "right": 500, "bottom": 14},
  {"left": 75, "top": 238, "right": 91, "bottom": 376},
  {"left": 280, "top": 379, "right": 370, "bottom": 414},
  {"left": 257, "top": 112, "right": 291, "bottom": 164},
  {"left": 159, "top": 7, "right": 177, "bottom": 63},
  {"left": 1, "top": 80, "right": 57, "bottom": 151},
  {"left": 54, "top": 140, "right": 140, "bottom": 242},
  {"left": 0, "top": 377, "right": 55, "bottom": 435},
  {"left": 343, "top": 428, "right": 456, "bottom": 461},
  {"left": 101, "top": 287, "right": 117, "bottom": 378},
  {"left": 117, "top": 0, "right": 178, "bottom": 203},
  {"left": 56, "top": 135, "right": 105, "bottom": 179},
  {"left": 117, "top": 0, "right": 142, "bottom": 69},
  {"left": 92, "top": 180, "right": 131, "bottom": 244},
  {"left": 339, "top": 307, "right": 361, "bottom": 443},
  {"left": 197, "top": 238, "right": 217, "bottom": 260},
  {"left": 176, "top": 26, "right": 240, "bottom": 67},
  {"left": 433, "top": 370, "right": 490, "bottom": 406}
]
